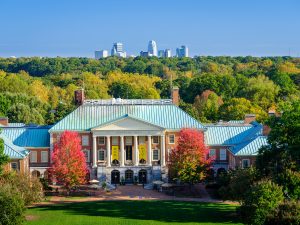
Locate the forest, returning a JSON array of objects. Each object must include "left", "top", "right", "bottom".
[{"left": 0, "top": 56, "right": 299, "bottom": 125}]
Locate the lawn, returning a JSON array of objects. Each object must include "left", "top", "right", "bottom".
[{"left": 25, "top": 200, "right": 242, "bottom": 225}]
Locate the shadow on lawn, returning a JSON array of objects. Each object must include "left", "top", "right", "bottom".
[{"left": 35, "top": 201, "right": 241, "bottom": 224}]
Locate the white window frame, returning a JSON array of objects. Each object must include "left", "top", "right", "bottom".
[
  {"left": 209, "top": 149, "right": 216, "bottom": 158},
  {"left": 98, "top": 136, "right": 105, "bottom": 145},
  {"left": 98, "top": 149, "right": 105, "bottom": 161},
  {"left": 82, "top": 135, "right": 89, "bottom": 146},
  {"left": 112, "top": 137, "right": 118, "bottom": 145},
  {"left": 220, "top": 149, "right": 227, "bottom": 160},
  {"left": 11, "top": 162, "right": 18, "bottom": 170},
  {"left": 30, "top": 151, "right": 37, "bottom": 163},
  {"left": 41, "top": 151, "right": 48, "bottom": 163},
  {"left": 152, "top": 136, "right": 159, "bottom": 144},
  {"left": 169, "top": 134, "right": 175, "bottom": 144},
  {"left": 152, "top": 149, "right": 160, "bottom": 161},
  {"left": 83, "top": 149, "right": 90, "bottom": 162},
  {"left": 125, "top": 136, "right": 132, "bottom": 145},
  {"left": 242, "top": 159, "right": 250, "bottom": 169}
]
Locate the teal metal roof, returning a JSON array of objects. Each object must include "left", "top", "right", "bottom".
[
  {"left": 1, "top": 126, "right": 51, "bottom": 147},
  {"left": 0, "top": 134, "right": 29, "bottom": 159},
  {"left": 228, "top": 120, "right": 245, "bottom": 124},
  {"left": 231, "top": 136, "right": 268, "bottom": 156},
  {"left": 50, "top": 104, "right": 205, "bottom": 131},
  {"left": 205, "top": 122, "right": 263, "bottom": 146}
]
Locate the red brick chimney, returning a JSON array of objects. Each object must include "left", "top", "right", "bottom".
[
  {"left": 172, "top": 87, "right": 180, "bottom": 106},
  {"left": 74, "top": 89, "right": 85, "bottom": 106},
  {"left": 0, "top": 117, "right": 8, "bottom": 126},
  {"left": 244, "top": 114, "right": 256, "bottom": 124}
]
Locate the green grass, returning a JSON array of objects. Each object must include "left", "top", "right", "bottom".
[{"left": 25, "top": 200, "right": 242, "bottom": 225}]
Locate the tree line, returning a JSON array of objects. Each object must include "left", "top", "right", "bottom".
[{"left": 0, "top": 56, "right": 299, "bottom": 124}]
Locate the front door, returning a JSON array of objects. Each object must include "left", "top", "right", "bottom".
[
  {"left": 138, "top": 170, "right": 147, "bottom": 184},
  {"left": 111, "top": 170, "right": 120, "bottom": 184},
  {"left": 126, "top": 146, "right": 133, "bottom": 161},
  {"left": 125, "top": 170, "right": 134, "bottom": 183}
]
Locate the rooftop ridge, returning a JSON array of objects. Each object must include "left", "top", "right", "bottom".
[{"left": 83, "top": 98, "right": 173, "bottom": 105}]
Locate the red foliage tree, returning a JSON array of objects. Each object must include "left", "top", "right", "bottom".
[
  {"left": 168, "top": 128, "right": 211, "bottom": 184},
  {"left": 51, "top": 131, "right": 88, "bottom": 190}
]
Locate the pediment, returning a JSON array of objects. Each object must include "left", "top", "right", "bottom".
[{"left": 91, "top": 115, "right": 164, "bottom": 131}]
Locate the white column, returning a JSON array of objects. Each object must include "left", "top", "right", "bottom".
[
  {"left": 106, "top": 136, "right": 111, "bottom": 167},
  {"left": 92, "top": 136, "right": 97, "bottom": 168},
  {"left": 120, "top": 136, "right": 125, "bottom": 166},
  {"left": 161, "top": 134, "right": 166, "bottom": 167},
  {"left": 134, "top": 135, "right": 139, "bottom": 166},
  {"left": 147, "top": 135, "right": 152, "bottom": 166}
]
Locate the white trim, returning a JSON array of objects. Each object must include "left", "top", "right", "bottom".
[
  {"left": 97, "top": 149, "right": 105, "bottom": 161},
  {"left": 220, "top": 149, "right": 227, "bottom": 160},
  {"left": 98, "top": 136, "right": 105, "bottom": 145},
  {"left": 152, "top": 149, "right": 160, "bottom": 161},
  {"left": 82, "top": 135, "right": 90, "bottom": 146},
  {"left": 30, "top": 151, "right": 37, "bottom": 163},
  {"left": 83, "top": 149, "right": 90, "bottom": 162},
  {"left": 152, "top": 136, "right": 159, "bottom": 144},
  {"left": 41, "top": 151, "right": 48, "bottom": 163},
  {"left": 168, "top": 134, "right": 175, "bottom": 144}
]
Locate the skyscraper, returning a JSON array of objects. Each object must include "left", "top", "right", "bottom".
[
  {"left": 176, "top": 45, "right": 189, "bottom": 57},
  {"left": 111, "top": 42, "right": 126, "bottom": 58},
  {"left": 165, "top": 49, "right": 172, "bottom": 58},
  {"left": 95, "top": 50, "right": 108, "bottom": 59},
  {"left": 158, "top": 50, "right": 165, "bottom": 58},
  {"left": 148, "top": 40, "right": 158, "bottom": 57}
]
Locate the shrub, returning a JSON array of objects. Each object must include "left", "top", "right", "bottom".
[
  {"left": 276, "top": 170, "right": 300, "bottom": 200},
  {"left": 239, "top": 180, "right": 284, "bottom": 225},
  {"left": 0, "top": 184, "right": 25, "bottom": 225},
  {"left": 0, "top": 172, "right": 43, "bottom": 205},
  {"left": 40, "top": 177, "right": 53, "bottom": 191},
  {"left": 266, "top": 201, "right": 300, "bottom": 225}
]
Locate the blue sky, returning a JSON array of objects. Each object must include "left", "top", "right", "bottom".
[{"left": 0, "top": 0, "right": 299, "bottom": 57}]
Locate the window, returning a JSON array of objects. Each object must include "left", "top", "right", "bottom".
[
  {"left": 98, "top": 136, "right": 105, "bottom": 145},
  {"left": 112, "top": 137, "right": 118, "bottom": 145},
  {"left": 41, "top": 151, "right": 48, "bottom": 163},
  {"left": 209, "top": 149, "right": 216, "bottom": 158},
  {"left": 152, "top": 136, "right": 159, "bottom": 144},
  {"left": 126, "top": 146, "right": 133, "bottom": 160},
  {"left": 83, "top": 150, "right": 90, "bottom": 162},
  {"left": 11, "top": 162, "right": 18, "bottom": 170},
  {"left": 30, "top": 151, "right": 37, "bottom": 163},
  {"left": 98, "top": 149, "right": 105, "bottom": 161},
  {"left": 153, "top": 149, "right": 159, "bottom": 161},
  {"left": 220, "top": 149, "right": 227, "bottom": 160},
  {"left": 125, "top": 137, "right": 132, "bottom": 145},
  {"left": 169, "top": 134, "right": 175, "bottom": 144},
  {"left": 82, "top": 135, "right": 89, "bottom": 146},
  {"left": 139, "top": 136, "right": 145, "bottom": 144},
  {"left": 242, "top": 159, "right": 250, "bottom": 168}
]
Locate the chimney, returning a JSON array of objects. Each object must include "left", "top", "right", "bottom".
[
  {"left": 74, "top": 89, "right": 85, "bottom": 106},
  {"left": 244, "top": 114, "right": 256, "bottom": 124},
  {"left": 172, "top": 87, "right": 180, "bottom": 106},
  {"left": 0, "top": 117, "right": 8, "bottom": 126},
  {"left": 263, "top": 125, "right": 271, "bottom": 136}
]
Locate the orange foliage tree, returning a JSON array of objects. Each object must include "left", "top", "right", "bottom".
[
  {"left": 51, "top": 131, "right": 88, "bottom": 190},
  {"left": 168, "top": 128, "right": 211, "bottom": 184}
]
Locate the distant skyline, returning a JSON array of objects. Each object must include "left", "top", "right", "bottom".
[{"left": 0, "top": 0, "right": 299, "bottom": 58}]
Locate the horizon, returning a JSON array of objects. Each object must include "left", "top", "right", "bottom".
[{"left": 0, "top": 0, "right": 299, "bottom": 57}]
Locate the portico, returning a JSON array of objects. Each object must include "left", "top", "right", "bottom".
[{"left": 91, "top": 115, "right": 166, "bottom": 170}]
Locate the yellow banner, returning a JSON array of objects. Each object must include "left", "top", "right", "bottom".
[
  {"left": 139, "top": 144, "right": 147, "bottom": 160},
  {"left": 111, "top": 146, "right": 119, "bottom": 161}
]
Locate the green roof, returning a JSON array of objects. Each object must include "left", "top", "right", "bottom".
[
  {"left": 231, "top": 136, "right": 268, "bottom": 156},
  {"left": 50, "top": 103, "right": 205, "bottom": 132},
  {"left": 0, "top": 134, "right": 29, "bottom": 159}
]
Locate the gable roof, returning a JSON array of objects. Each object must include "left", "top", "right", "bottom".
[
  {"left": 230, "top": 136, "right": 268, "bottom": 156},
  {"left": 0, "top": 134, "right": 29, "bottom": 159},
  {"left": 1, "top": 126, "right": 51, "bottom": 148},
  {"left": 50, "top": 103, "right": 205, "bottom": 132},
  {"left": 204, "top": 122, "right": 263, "bottom": 146}
]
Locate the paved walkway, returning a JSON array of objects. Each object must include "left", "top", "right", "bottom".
[{"left": 38, "top": 184, "right": 237, "bottom": 206}]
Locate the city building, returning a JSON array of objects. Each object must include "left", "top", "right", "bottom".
[
  {"left": 165, "top": 49, "right": 171, "bottom": 58},
  {"left": 158, "top": 50, "right": 165, "bottom": 58},
  {"left": 0, "top": 89, "right": 269, "bottom": 183},
  {"left": 140, "top": 51, "right": 149, "bottom": 57},
  {"left": 111, "top": 42, "right": 126, "bottom": 58},
  {"left": 176, "top": 45, "right": 189, "bottom": 57},
  {"left": 95, "top": 50, "right": 108, "bottom": 59},
  {"left": 148, "top": 40, "right": 158, "bottom": 57}
]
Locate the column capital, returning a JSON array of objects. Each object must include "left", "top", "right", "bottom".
[{"left": 106, "top": 135, "right": 111, "bottom": 138}]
